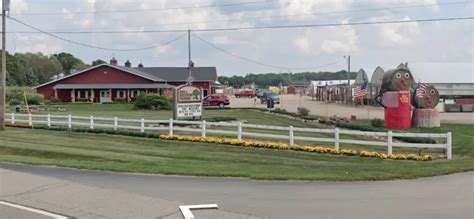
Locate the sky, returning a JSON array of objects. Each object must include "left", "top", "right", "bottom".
[{"left": 3, "top": 0, "right": 474, "bottom": 83}]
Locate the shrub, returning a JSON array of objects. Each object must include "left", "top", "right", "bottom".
[
  {"left": 370, "top": 118, "right": 384, "bottom": 127},
  {"left": 273, "top": 108, "right": 288, "bottom": 114},
  {"left": 297, "top": 107, "right": 310, "bottom": 116},
  {"left": 26, "top": 93, "right": 44, "bottom": 105},
  {"left": 7, "top": 87, "right": 44, "bottom": 105},
  {"left": 50, "top": 97, "right": 62, "bottom": 104},
  {"left": 134, "top": 94, "right": 171, "bottom": 110}
]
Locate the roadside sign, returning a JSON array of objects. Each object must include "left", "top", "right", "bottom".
[{"left": 174, "top": 85, "right": 203, "bottom": 119}]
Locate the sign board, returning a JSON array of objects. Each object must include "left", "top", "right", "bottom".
[
  {"left": 177, "top": 103, "right": 202, "bottom": 117},
  {"left": 174, "top": 85, "right": 203, "bottom": 119}
]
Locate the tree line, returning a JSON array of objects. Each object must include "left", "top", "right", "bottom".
[
  {"left": 2, "top": 52, "right": 106, "bottom": 87},
  {"left": 218, "top": 70, "right": 357, "bottom": 88}
]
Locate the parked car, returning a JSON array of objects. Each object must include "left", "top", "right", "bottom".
[
  {"left": 256, "top": 89, "right": 268, "bottom": 99},
  {"left": 203, "top": 94, "right": 230, "bottom": 108},
  {"left": 261, "top": 92, "right": 280, "bottom": 104},
  {"left": 235, "top": 90, "right": 256, "bottom": 98}
]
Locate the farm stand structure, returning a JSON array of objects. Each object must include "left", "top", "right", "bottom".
[{"left": 34, "top": 58, "right": 218, "bottom": 103}]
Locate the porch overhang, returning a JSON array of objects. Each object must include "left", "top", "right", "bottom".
[{"left": 53, "top": 83, "right": 175, "bottom": 89}]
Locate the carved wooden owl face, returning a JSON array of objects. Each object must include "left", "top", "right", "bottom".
[
  {"left": 412, "top": 84, "right": 439, "bottom": 109},
  {"left": 381, "top": 69, "right": 415, "bottom": 92}
]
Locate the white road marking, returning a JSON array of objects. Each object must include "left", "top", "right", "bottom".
[
  {"left": 0, "top": 200, "right": 69, "bottom": 219},
  {"left": 179, "top": 204, "right": 219, "bottom": 219}
]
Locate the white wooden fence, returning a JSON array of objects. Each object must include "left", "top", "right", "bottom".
[{"left": 5, "top": 113, "right": 452, "bottom": 159}]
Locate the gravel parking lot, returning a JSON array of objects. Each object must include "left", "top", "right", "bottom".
[{"left": 229, "top": 94, "right": 473, "bottom": 124}]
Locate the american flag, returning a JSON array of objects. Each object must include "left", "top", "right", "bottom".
[
  {"left": 416, "top": 83, "right": 429, "bottom": 98},
  {"left": 353, "top": 81, "right": 368, "bottom": 98}
]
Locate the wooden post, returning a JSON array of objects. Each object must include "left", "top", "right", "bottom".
[
  {"left": 237, "top": 122, "right": 242, "bottom": 140},
  {"left": 169, "top": 118, "right": 173, "bottom": 135},
  {"left": 114, "top": 117, "right": 118, "bottom": 131},
  {"left": 289, "top": 126, "right": 294, "bottom": 145},
  {"left": 11, "top": 113, "right": 14, "bottom": 125},
  {"left": 387, "top": 131, "right": 393, "bottom": 155},
  {"left": 447, "top": 132, "right": 452, "bottom": 160},
  {"left": 90, "top": 116, "right": 94, "bottom": 129},
  {"left": 127, "top": 89, "right": 131, "bottom": 103},
  {"left": 28, "top": 114, "right": 32, "bottom": 126},
  {"left": 90, "top": 89, "right": 94, "bottom": 103},
  {"left": 201, "top": 120, "right": 206, "bottom": 137},
  {"left": 68, "top": 114, "right": 72, "bottom": 128},
  {"left": 47, "top": 114, "right": 51, "bottom": 127},
  {"left": 334, "top": 128, "right": 340, "bottom": 150},
  {"left": 140, "top": 118, "right": 145, "bottom": 132},
  {"left": 71, "top": 89, "right": 76, "bottom": 103}
]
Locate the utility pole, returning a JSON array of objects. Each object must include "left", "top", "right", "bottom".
[
  {"left": 186, "top": 29, "right": 193, "bottom": 85},
  {"left": 1, "top": 0, "right": 9, "bottom": 131},
  {"left": 346, "top": 55, "right": 351, "bottom": 85}
]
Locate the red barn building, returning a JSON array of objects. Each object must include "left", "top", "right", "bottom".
[{"left": 34, "top": 59, "right": 218, "bottom": 103}]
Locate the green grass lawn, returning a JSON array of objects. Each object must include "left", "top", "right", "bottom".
[{"left": 0, "top": 125, "right": 472, "bottom": 181}]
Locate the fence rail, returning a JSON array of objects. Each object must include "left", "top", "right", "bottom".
[{"left": 5, "top": 113, "right": 452, "bottom": 159}]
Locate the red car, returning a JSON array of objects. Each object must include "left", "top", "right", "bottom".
[
  {"left": 235, "top": 90, "right": 256, "bottom": 98},
  {"left": 203, "top": 95, "right": 230, "bottom": 108}
]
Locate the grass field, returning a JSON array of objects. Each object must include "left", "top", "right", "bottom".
[
  {"left": 2, "top": 103, "right": 472, "bottom": 180},
  {"left": 0, "top": 123, "right": 472, "bottom": 181}
]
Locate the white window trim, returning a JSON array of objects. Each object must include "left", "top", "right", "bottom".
[
  {"left": 76, "top": 90, "right": 89, "bottom": 99},
  {"left": 130, "top": 90, "right": 141, "bottom": 98},
  {"left": 116, "top": 90, "right": 126, "bottom": 98}
]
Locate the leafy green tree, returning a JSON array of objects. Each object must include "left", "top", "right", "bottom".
[
  {"left": 92, "top": 59, "right": 107, "bottom": 66},
  {"left": 52, "top": 52, "right": 85, "bottom": 74}
]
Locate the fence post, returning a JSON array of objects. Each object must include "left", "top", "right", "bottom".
[
  {"left": 114, "top": 117, "right": 118, "bottom": 131},
  {"left": 169, "top": 118, "right": 173, "bottom": 135},
  {"left": 237, "top": 122, "right": 242, "bottom": 140},
  {"left": 447, "top": 132, "right": 452, "bottom": 160},
  {"left": 68, "top": 115, "right": 72, "bottom": 128},
  {"left": 334, "top": 128, "right": 340, "bottom": 150},
  {"left": 201, "top": 120, "right": 206, "bottom": 137},
  {"left": 47, "top": 114, "right": 51, "bottom": 127},
  {"left": 387, "top": 131, "right": 393, "bottom": 155},
  {"left": 11, "top": 113, "right": 14, "bottom": 125},
  {"left": 140, "top": 118, "right": 145, "bottom": 133},
  {"left": 90, "top": 116, "right": 94, "bottom": 129},
  {"left": 289, "top": 126, "right": 294, "bottom": 145},
  {"left": 28, "top": 114, "right": 32, "bottom": 126}
]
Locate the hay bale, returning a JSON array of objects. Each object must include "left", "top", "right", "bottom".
[{"left": 412, "top": 109, "right": 440, "bottom": 128}]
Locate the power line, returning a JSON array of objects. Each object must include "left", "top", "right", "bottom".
[
  {"left": 9, "top": 16, "right": 474, "bottom": 34},
  {"left": 11, "top": 1, "right": 275, "bottom": 16},
  {"left": 8, "top": 16, "right": 187, "bottom": 51},
  {"left": 9, "top": 1, "right": 469, "bottom": 32},
  {"left": 192, "top": 33, "right": 341, "bottom": 70}
]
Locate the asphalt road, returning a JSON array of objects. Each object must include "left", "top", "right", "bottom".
[{"left": 1, "top": 163, "right": 472, "bottom": 219}]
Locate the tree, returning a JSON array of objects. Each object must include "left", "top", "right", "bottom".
[
  {"left": 52, "top": 52, "right": 85, "bottom": 74},
  {"left": 92, "top": 59, "right": 107, "bottom": 66}
]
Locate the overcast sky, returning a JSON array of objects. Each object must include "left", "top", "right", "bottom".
[{"left": 3, "top": 0, "right": 474, "bottom": 83}]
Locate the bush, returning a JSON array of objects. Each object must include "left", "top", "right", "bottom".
[
  {"left": 134, "top": 94, "right": 171, "bottom": 110},
  {"left": 26, "top": 93, "right": 44, "bottom": 105},
  {"left": 273, "top": 108, "right": 288, "bottom": 114},
  {"left": 50, "top": 97, "right": 62, "bottom": 104},
  {"left": 370, "top": 118, "right": 384, "bottom": 128},
  {"left": 297, "top": 107, "right": 310, "bottom": 116},
  {"left": 7, "top": 89, "right": 44, "bottom": 106}
]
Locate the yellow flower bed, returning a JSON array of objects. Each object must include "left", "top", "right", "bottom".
[{"left": 159, "top": 134, "right": 432, "bottom": 161}]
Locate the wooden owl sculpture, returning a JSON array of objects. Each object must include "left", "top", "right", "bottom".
[
  {"left": 381, "top": 66, "right": 415, "bottom": 92},
  {"left": 412, "top": 84, "right": 439, "bottom": 109}
]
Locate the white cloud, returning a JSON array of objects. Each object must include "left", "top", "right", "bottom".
[{"left": 293, "top": 23, "right": 358, "bottom": 55}]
